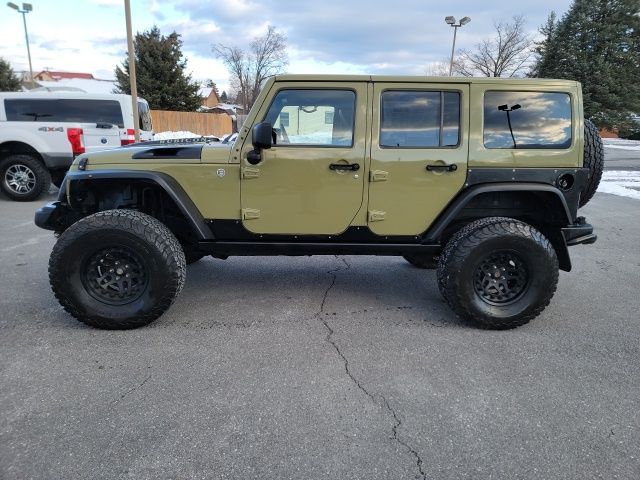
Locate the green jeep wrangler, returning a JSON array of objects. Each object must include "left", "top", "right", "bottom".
[{"left": 35, "top": 75, "right": 603, "bottom": 330}]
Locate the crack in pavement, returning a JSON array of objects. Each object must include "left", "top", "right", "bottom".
[
  {"left": 318, "top": 256, "right": 427, "bottom": 480},
  {"left": 111, "top": 374, "right": 151, "bottom": 405}
]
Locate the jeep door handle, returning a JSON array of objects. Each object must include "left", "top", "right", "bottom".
[
  {"left": 329, "top": 163, "right": 360, "bottom": 172},
  {"left": 426, "top": 163, "right": 457, "bottom": 172}
]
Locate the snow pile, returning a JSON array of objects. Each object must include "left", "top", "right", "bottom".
[
  {"left": 154, "top": 131, "right": 202, "bottom": 140},
  {"left": 597, "top": 170, "right": 640, "bottom": 200},
  {"left": 602, "top": 138, "right": 640, "bottom": 151}
]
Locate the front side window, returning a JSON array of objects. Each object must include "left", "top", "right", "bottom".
[
  {"left": 380, "top": 90, "right": 460, "bottom": 148},
  {"left": 263, "top": 89, "right": 356, "bottom": 147},
  {"left": 483, "top": 91, "right": 572, "bottom": 149},
  {"left": 4, "top": 99, "right": 124, "bottom": 127}
]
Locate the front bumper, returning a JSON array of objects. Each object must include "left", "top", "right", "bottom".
[
  {"left": 562, "top": 218, "right": 597, "bottom": 246},
  {"left": 35, "top": 201, "right": 69, "bottom": 231}
]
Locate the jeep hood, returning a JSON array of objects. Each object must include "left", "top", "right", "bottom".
[{"left": 71, "top": 142, "right": 232, "bottom": 168}]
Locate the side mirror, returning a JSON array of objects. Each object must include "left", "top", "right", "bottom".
[{"left": 252, "top": 122, "right": 273, "bottom": 150}]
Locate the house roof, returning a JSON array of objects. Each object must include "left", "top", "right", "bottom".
[{"left": 36, "top": 71, "right": 95, "bottom": 80}]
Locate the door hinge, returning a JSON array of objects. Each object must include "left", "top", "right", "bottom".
[
  {"left": 370, "top": 170, "right": 388, "bottom": 182},
  {"left": 241, "top": 167, "right": 260, "bottom": 179},
  {"left": 368, "top": 210, "right": 386, "bottom": 222},
  {"left": 241, "top": 208, "right": 261, "bottom": 220}
]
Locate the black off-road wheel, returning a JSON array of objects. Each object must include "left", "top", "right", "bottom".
[
  {"left": 49, "top": 210, "right": 186, "bottom": 329},
  {"left": 437, "top": 218, "right": 559, "bottom": 329},
  {"left": 403, "top": 254, "right": 439, "bottom": 269},
  {"left": 0, "top": 154, "right": 51, "bottom": 201},
  {"left": 580, "top": 119, "right": 604, "bottom": 207}
]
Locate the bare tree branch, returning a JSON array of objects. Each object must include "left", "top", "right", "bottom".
[
  {"left": 213, "top": 26, "right": 288, "bottom": 112},
  {"left": 454, "top": 15, "right": 533, "bottom": 77}
]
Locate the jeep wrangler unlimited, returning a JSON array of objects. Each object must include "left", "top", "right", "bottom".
[{"left": 35, "top": 75, "right": 602, "bottom": 330}]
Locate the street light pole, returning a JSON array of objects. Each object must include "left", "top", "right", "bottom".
[
  {"left": 7, "top": 2, "right": 34, "bottom": 88},
  {"left": 445, "top": 16, "right": 471, "bottom": 76},
  {"left": 124, "top": 0, "right": 140, "bottom": 142}
]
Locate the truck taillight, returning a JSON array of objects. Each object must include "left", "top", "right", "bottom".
[
  {"left": 121, "top": 128, "right": 136, "bottom": 146},
  {"left": 66, "top": 128, "right": 85, "bottom": 155}
]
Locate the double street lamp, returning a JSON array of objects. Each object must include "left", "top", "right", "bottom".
[
  {"left": 445, "top": 15, "right": 471, "bottom": 76},
  {"left": 6, "top": 2, "right": 34, "bottom": 88}
]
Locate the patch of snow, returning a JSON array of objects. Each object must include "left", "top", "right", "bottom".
[
  {"left": 154, "top": 131, "right": 202, "bottom": 140},
  {"left": 602, "top": 138, "right": 640, "bottom": 151},
  {"left": 597, "top": 170, "right": 640, "bottom": 200}
]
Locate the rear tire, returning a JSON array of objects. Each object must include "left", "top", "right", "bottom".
[
  {"left": 49, "top": 210, "right": 186, "bottom": 329},
  {"left": 0, "top": 154, "right": 51, "bottom": 201},
  {"left": 437, "top": 218, "right": 558, "bottom": 329}
]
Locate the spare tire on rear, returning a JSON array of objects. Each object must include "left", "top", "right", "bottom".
[{"left": 580, "top": 119, "right": 604, "bottom": 207}]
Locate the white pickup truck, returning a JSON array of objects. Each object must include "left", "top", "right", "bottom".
[{"left": 0, "top": 92, "right": 153, "bottom": 201}]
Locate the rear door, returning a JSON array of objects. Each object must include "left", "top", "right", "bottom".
[{"left": 367, "top": 82, "right": 470, "bottom": 235}]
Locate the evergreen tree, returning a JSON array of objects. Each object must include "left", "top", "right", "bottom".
[
  {"left": 529, "top": 12, "right": 558, "bottom": 78},
  {"left": 114, "top": 26, "right": 202, "bottom": 111},
  {"left": 531, "top": 0, "right": 640, "bottom": 130},
  {"left": 220, "top": 90, "right": 228, "bottom": 102},
  {"left": 0, "top": 58, "right": 22, "bottom": 92}
]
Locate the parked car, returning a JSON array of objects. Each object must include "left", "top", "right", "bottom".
[
  {"left": 36, "top": 74, "right": 602, "bottom": 330},
  {"left": 0, "top": 92, "right": 153, "bottom": 201}
]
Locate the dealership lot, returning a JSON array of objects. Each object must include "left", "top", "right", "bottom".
[{"left": 1, "top": 152, "right": 639, "bottom": 479}]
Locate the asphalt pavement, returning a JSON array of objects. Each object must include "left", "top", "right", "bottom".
[{"left": 1, "top": 151, "right": 639, "bottom": 479}]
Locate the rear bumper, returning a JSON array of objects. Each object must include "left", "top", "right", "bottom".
[{"left": 562, "top": 220, "right": 597, "bottom": 246}]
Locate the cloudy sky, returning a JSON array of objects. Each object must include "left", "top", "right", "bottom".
[{"left": 0, "top": 0, "right": 573, "bottom": 93}]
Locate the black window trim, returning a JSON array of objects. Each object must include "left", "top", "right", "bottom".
[
  {"left": 482, "top": 89, "right": 574, "bottom": 150},
  {"left": 378, "top": 88, "right": 463, "bottom": 150},
  {"left": 261, "top": 87, "right": 358, "bottom": 149}
]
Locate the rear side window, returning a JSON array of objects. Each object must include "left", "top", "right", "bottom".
[
  {"left": 483, "top": 91, "right": 572, "bottom": 149},
  {"left": 380, "top": 91, "right": 460, "bottom": 148},
  {"left": 4, "top": 99, "right": 124, "bottom": 127},
  {"left": 263, "top": 89, "right": 356, "bottom": 147}
]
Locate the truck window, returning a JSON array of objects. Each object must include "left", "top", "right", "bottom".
[
  {"left": 263, "top": 89, "right": 355, "bottom": 147},
  {"left": 483, "top": 91, "right": 572, "bottom": 149},
  {"left": 380, "top": 91, "right": 460, "bottom": 148},
  {"left": 4, "top": 99, "right": 124, "bottom": 127}
]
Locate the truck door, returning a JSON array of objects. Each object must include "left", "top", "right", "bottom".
[
  {"left": 367, "top": 82, "right": 470, "bottom": 235},
  {"left": 240, "top": 83, "right": 368, "bottom": 235}
]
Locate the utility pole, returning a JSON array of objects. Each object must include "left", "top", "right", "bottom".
[
  {"left": 445, "top": 16, "right": 471, "bottom": 76},
  {"left": 124, "top": 0, "right": 140, "bottom": 142},
  {"left": 7, "top": 2, "right": 34, "bottom": 88}
]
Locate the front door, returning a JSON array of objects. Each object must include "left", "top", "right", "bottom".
[
  {"left": 240, "top": 84, "right": 368, "bottom": 235},
  {"left": 367, "top": 82, "right": 470, "bottom": 236}
]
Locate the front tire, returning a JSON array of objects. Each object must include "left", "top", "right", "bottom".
[
  {"left": 437, "top": 218, "right": 559, "bottom": 329},
  {"left": 0, "top": 154, "right": 51, "bottom": 201},
  {"left": 49, "top": 210, "right": 186, "bottom": 329}
]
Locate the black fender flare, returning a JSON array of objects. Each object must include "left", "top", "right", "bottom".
[
  {"left": 62, "top": 169, "right": 211, "bottom": 239},
  {"left": 424, "top": 183, "right": 573, "bottom": 271}
]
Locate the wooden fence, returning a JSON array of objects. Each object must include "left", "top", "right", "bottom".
[{"left": 150, "top": 110, "right": 233, "bottom": 137}]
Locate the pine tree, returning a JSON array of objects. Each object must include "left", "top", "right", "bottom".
[
  {"left": 531, "top": 0, "right": 640, "bottom": 130},
  {"left": 529, "top": 12, "right": 557, "bottom": 78},
  {"left": 0, "top": 58, "right": 22, "bottom": 92},
  {"left": 114, "top": 26, "right": 202, "bottom": 111},
  {"left": 220, "top": 90, "right": 228, "bottom": 102}
]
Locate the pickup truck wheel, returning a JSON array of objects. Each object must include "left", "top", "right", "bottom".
[
  {"left": 0, "top": 154, "right": 51, "bottom": 201},
  {"left": 437, "top": 218, "right": 559, "bottom": 329},
  {"left": 49, "top": 210, "right": 186, "bottom": 329},
  {"left": 580, "top": 119, "right": 604, "bottom": 207},
  {"left": 403, "top": 254, "right": 438, "bottom": 269}
]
